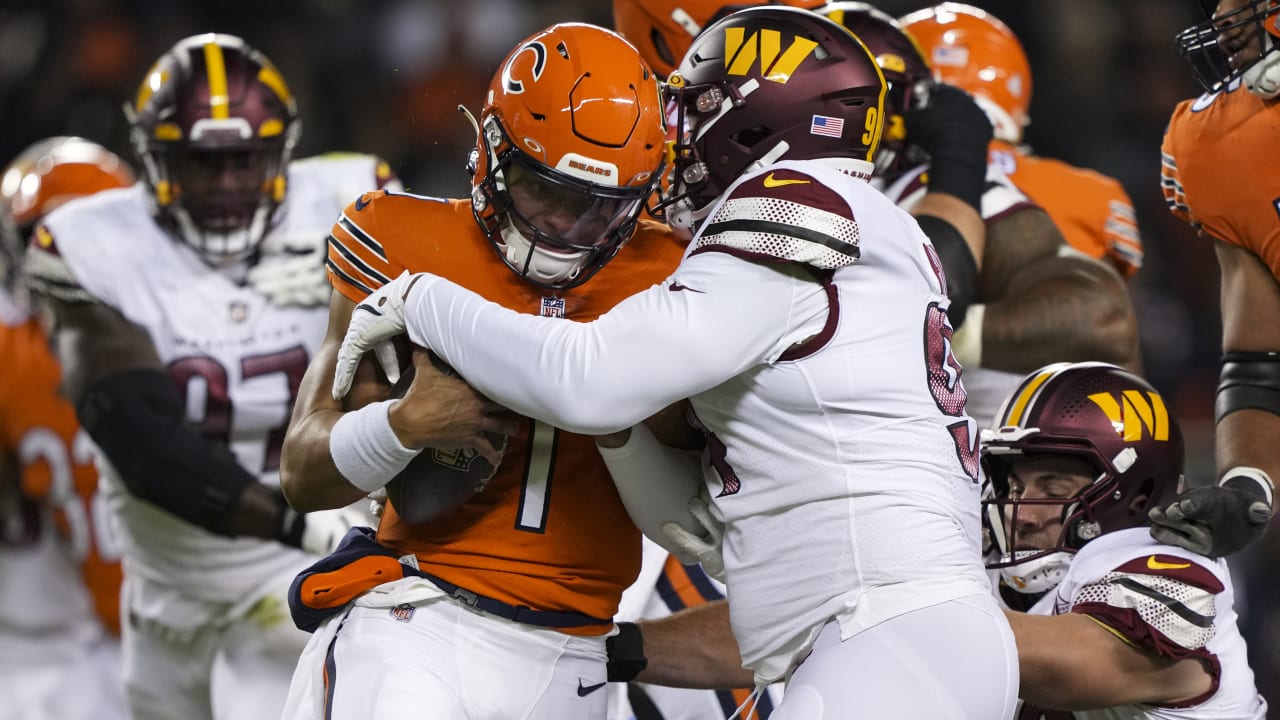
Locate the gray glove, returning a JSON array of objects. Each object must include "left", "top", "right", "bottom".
[{"left": 1149, "top": 467, "right": 1274, "bottom": 558}]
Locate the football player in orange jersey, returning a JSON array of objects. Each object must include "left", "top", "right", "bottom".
[
  {"left": 1148, "top": 0, "right": 1280, "bottom": 705},
  {"left": 901, "top": 3, "right": 1144, "bottom": 282},
  {"left": 332, "top": 7, "right": 1022, "bottom": 717},
  {"left": 1151, "top": 0, "right": 1280, "bottom": 558},
  {"left": 0, "top": 136, "right": 130, "bottom": 719},
  {"left": 277, "top": 23, "right": 689, "bottom": 720}
]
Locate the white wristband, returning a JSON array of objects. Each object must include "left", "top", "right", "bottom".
[
  {"left": 1220, "top": 466, "right": 1275, "bottom": 509},
  {"left": 329, "top": 400, "right": 421, "bottom": 494},
  {"left": 950, "top": 303, "right": 985, "bottom": 368}
]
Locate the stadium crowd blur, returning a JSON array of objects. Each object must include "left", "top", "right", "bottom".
[{"left": 3, "top": 0, "right": 1261, "bottom": 699}]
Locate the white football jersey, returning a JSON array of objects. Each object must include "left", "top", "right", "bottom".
[
  {"left": 1025, "top": 528, "right": 1266, "bottom": 719},
  {"left": 689, "top": 160, "right": 990, "bottom": 681},
  {"left": 406, "top": 157, "right": 993, "bottom": 683},
  {"left": 29, "top": 154, "right": 389, "bottom": 601},
  {"left": 874, "top": 162, "right": 1037, "bottom": 429}
]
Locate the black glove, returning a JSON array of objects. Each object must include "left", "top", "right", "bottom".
[
  {"left": 1149, "top": 469, "right": 1274, "bottom": 558},
  {"left": 905, "top": 82, "right": 993, "bottom": 213},
  {"left": 605, "top": 621, "right": 648, "bottom": 682}
]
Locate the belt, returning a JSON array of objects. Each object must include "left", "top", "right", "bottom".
[{"left": 415, "top": 569, "right": 610, "bottom": 630}]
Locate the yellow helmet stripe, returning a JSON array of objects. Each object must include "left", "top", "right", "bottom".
[
  {"left": 257, "top": 65, "right": 293, "bottom": 108},
  {"left": 135, "top": 65, "right": 167, "bottom": 113},
  {"left": 1002, "top": 367, "right": 1058, "bottom": 428},
  {"left": 203, "top": 41, "right": 230, "bottom": 120}
]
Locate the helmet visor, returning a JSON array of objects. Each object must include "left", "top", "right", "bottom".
[{"left": 501, "top": 157, "right": 649, "bottom": 251}]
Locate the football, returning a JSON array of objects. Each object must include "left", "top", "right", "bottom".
[{"left": 382, "top": 349, "right": 508, "bottom": 525}]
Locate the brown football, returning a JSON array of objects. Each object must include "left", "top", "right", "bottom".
[{"left": 382, "top": 351, "right": 507, "bottom": 525}]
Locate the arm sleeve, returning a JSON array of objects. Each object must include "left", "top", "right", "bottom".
[
  {"left": 404, "top": 252, "right": 823, "bottom": 434},
  {"left": 596, "top": 423, "right": 706, "bottom": 553}
]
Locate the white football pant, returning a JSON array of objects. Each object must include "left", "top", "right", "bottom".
[
  {"left": 772, "top": 594, "right": 1019, "bottom": 719},
  {"left": 310, "top": 594, "right": 610, "bottom": 719}
]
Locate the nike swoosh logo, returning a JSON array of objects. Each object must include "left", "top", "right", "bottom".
[
  {"left": 762, "top": 172, "right": 810, "bottom": 188},
  {"left": 1147, "top": 555, "right": 1191, "bottom": 571},
  {"left": 354, "top": 193, "right": 372, "bottom": 211},
  {"left": 668, "top": 281, "right": 705, "bottom": 293},
  {"left": 577, "top": 679, "right": 607, "bottom": 697}
]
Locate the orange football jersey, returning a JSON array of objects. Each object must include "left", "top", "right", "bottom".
[
  {"left": 327, "top": 191, "right": 686, "bottom": 632},
  {"left": 0, "top": 313, "right": 122, "bottom": 636},
  {"left": 989, "top": 139, "right": 1142, "bottom": 279},
  {"left": 1163, "top": 83, "right": 1280, "bottom": 281}
]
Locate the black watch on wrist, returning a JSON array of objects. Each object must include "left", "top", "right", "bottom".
[{"left": 606, "top": 621, "right": 648, "bottom": 682}]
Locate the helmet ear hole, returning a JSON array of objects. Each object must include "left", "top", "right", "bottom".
[
  {"left": 730, "top": 126, "right": 772, "bottom": 150},
  {"left": 1129, "top": 476, "right": 1156, "bottom": 517},
  {"left": 651, "top": 29, "right": 675, "bottom": 70}
]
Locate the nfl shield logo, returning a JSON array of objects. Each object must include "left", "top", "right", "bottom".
[
  {"left": 390, "top": 604, "right": 416, "bottom": 623},
  {"left": 540, "top": 296, "right": 566, "bottom": 318}
]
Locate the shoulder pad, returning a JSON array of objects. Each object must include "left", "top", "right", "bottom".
[
  {"left": 693, "top": 169, "right": 860, "bottom": 269},
  {"left": 1071, "top": 558, "right": 1221, "bottom": 657},
  {"left": 24, "top": 224, "right": 99, "bottom": 304}
]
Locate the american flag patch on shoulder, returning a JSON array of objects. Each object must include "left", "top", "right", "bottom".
[{"left": 810, "top": 115, "right": 844, "bottom": 138}]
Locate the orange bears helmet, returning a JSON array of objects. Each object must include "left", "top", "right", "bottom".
[
  {"left": 900, "top": 3, "right": 1031, "bottom": 144},
  {"left": 612, "top": 0, "right": 826, "bottom": 80},
  {"left": 469, "top": 23, "right": 667, "bottom": 290},
  {"left": 125, "top": 34, "right": 300, "bottom": 264},
  {"left": 0, "top": 136, "right": 135, "bottom": 289}
]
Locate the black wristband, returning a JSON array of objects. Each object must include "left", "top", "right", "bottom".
[
  {"left": 271, "top": 489, "right": 307, "bottom": 548},
  {"left": 606, "top": 621, "right": 648, "bottom": 682}
]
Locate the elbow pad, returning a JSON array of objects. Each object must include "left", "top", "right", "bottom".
[
  {"left": 1216, "top": 352, "right": 1280, "bottom": 422},
  {"left": 917, "top": 214, "right": 979, "bottom": 328},
  {"left": 77, "top": 369, "right": 256, "bottom": 536}
]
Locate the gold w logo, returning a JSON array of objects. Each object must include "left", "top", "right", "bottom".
[
  {"left": 724, "top": 28, "right": 818, "bottom": 83},
  {"left": 1086, "top": 390, "right": 1170, "bottom": 442}
]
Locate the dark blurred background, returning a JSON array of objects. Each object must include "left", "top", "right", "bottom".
[{"left": 5, "top": 0, "right": 1266, "bottom": 705}]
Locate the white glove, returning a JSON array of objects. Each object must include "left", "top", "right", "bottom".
[
  {"left": 368, "top": 488, "right": 388, "bottom": 518},
  {"left": 662, "top": 494, "right": 726, "bottom": 582},
  {"left": 332, "top": 270, "right": 428, "bottom": 399},
  {"left": 247, "top": 231, "right": 333, "bottom": 307},
  {"left": 299, "top": 505, "right": 373, "bottom": 556}
]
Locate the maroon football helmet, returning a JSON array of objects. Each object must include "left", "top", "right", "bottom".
[
  {"left": 125, "top": 34, "right": 300, "bottom": 264},
  {"left": 981, "top": 362, "right": 1184, "bottom": 592},
  {"left": 818, "top": 2, "right": 931, "bottom": 176},
  {"left": 662, "top": 6, "right": 887, "bottom": 227}
]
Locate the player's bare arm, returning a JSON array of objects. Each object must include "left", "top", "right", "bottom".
[
  {"left": 1216, "top": 239, "right": 1280, "bottom": 490},
  {"left": 978, "top": 207, "right": 1064, "bottom": 300},
  {"left": 631, "top": 600, "right": 755, "bottom": 690},
  {"left": 1005, "top": 610, "right": 1212, "bottom": 710},
  {"left": 280, "top": 291, "right": 515, "bottom": 512},
  {"left": 973, "top": 207, "right": 1138, "bottom": 373},
  {"left": 981, "top": 249, "right": 1138, "bottom": 373}
]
